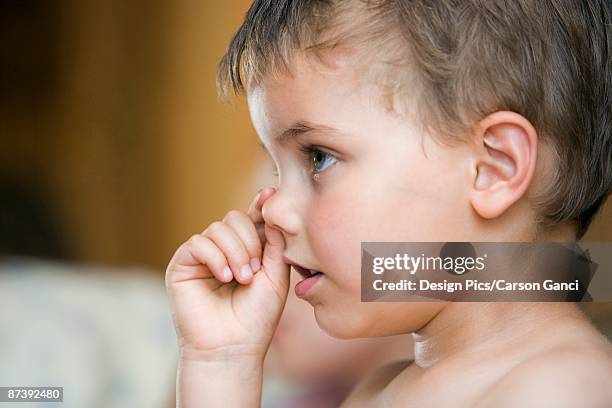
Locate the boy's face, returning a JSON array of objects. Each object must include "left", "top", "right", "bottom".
[{"left": 247, "top": 53, "right": 479, "bottom": 338}]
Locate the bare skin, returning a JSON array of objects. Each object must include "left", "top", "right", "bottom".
[
  {"left": 166, "top": 188, "right": 285, "bottom": 408},
  {"left": 344, "top": 303, "right": 612, "bottom": 407},
  {"left": 165, "top": 52, "right": 612, "bottom": 407}
]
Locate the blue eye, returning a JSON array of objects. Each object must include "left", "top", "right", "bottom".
[
  {"left": 312, "top": 149, "right": 336, "bottom": 173},
  {"left": 300, "top": 145, "right": 337, "bottom": 175}
]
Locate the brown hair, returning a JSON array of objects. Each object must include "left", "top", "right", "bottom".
[{"left": 217, "top": 0, "right": 611, "bottom": 238}]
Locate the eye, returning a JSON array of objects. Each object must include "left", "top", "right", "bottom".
[{"left": 299, "top": 145, "right": 338, "bottom": 175}]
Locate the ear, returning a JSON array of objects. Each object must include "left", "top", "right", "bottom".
[{"left": 470, "top": 111, "right": 538, "bottom": 219}]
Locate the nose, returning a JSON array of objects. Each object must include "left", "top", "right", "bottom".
[{"left": 261, "top": 187, "right": 301, "bottom": 236}]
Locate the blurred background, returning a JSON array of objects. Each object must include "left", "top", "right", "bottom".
[
  {"left": 0, "top": 0, "right": 262, "bottom": 268},
  {"left": 0, "top": 1, "right": 264, "bottom": 407},
  {"left": 0, "top": 1, "right": 611, "bottom": 407}
]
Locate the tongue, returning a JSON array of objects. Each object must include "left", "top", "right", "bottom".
[{"left": 295, "top": 273, "right": 322, "bottom": 297}]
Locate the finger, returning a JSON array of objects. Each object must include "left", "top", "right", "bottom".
[
  {"left": 254, "top": 223, "right": 266, "bottom": 248},
  {"left": 223, "top": 210, "right": 263, "bottom": 273},
  {"left": 261, "top": 222, "right": 290, "bottom": 295},
  {"left": 204, "top": 221, "right": 254, "bottom": 284},
  {"left": 247, "top": 187, "right": 276, "bottom": 224},
  {"left": 167, "top": 234, "right": 232, "bottom": 283}
]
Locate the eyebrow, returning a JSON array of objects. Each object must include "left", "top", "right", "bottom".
[
  {"left": 274, "top": 121, "right": 340, "bottom": 144},
  {"left": 259, "top": 121, "right": 343, "bottom": 151},
  {"left": 276, "top": 121, "right": 320, "bottom": 144}
]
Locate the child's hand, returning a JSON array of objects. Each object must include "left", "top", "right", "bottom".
[{"left": 165, "top": 187, "right": 290, "bottom": 362}]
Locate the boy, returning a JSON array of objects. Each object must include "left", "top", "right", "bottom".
[{"left": 165, "top": 1, "right": 612, "bottom": 406}]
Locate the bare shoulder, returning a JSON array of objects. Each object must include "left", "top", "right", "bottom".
[
  {"left": 476, "top": 339, "right": 612, "bottom": 408},
  {"left": 340, "top": 359, "right": 413, "bottom": 407}
]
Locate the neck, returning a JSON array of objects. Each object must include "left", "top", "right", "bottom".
[
  {"left": 534, "top": 220, "right": 578, "bottom": 241},
  {"left": 411, "top": 302, "right": 585, "bottom": 368}
]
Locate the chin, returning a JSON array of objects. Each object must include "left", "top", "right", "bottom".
[{"left": 313, "top": 304, "right": 373, "bottom": 339}]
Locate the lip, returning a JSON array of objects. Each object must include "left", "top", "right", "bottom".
[
  {"left": 282, "top": 255, "right": 320, "bottom": 277},
  {"left": 283, "top": 255, "right": 324, "bottom": 298},
  {"left": 282, "top": 255, "right": 312, "bottom": 273}
]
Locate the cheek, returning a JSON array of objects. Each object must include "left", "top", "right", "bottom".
[
  {"left": 361, "top": 157, "right": 470, "bottom": 241},
  {"left": 306, "top": 182, "right": 363, "bottom": 290},
  {"left": 304, "top": 151, "right": 469, "bottom": 285}
]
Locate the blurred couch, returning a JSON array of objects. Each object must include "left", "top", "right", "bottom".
[{"left": 0, "top": 257, "right": 177, "bottom": 408}]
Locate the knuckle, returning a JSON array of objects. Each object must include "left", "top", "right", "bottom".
[
  {"left": 187, "top": 234, "right": 201, "bottom": 246},
  {"left": 226, "top": 244, "right": 248, "bottom": 264},
  {"left": 208, "top": 255, "right": 223, "bottom": 269},
  {"left": 227, "top": 252, "right": 246, "bottom": 265},
  {"left": 244, "top": 236, "right": 261, "bottom": 254},
  {"left": 223, "top": 209, "right": 244, "bottom": 223},
  {"left": 185, "top": 235, "right": 206, "bottom": 258},
  {"left": 206, "top": 221, "right": 225, "bottom": 236}
]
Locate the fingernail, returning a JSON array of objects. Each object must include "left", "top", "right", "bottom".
[
  {"left": 250, "top": 258, "right": 261, "bottom": 272},
  {"left": 254, "top": 191, "right": 262, "bottom": 204},
  {"left": 223, "top": 266, "right": 233, "bottom": 281},
  {"left": 240, "top": 264, "right": 253, "bottom": 280}
]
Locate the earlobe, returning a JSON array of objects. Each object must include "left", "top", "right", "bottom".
[{"left": 470, "top": 112, "right": 538, "bottom": 219}]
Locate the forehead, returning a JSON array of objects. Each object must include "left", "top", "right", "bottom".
[{"left": 246, "top": 53, "right": 377, "bottom": 141}]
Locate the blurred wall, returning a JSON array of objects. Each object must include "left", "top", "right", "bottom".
[
  {"left": 0, "top": 0, "right": 257, "bottom": 270},
  {"left": 0, "top": 0, "right": 610, "bottom": 272},
  {"left": 156, "top": 1, "right": 259, "bottom": 267}
]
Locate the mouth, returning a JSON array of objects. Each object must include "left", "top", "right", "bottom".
[
  {"left": 291, "top": 264, "right": 324, "bottom": 281},
  {"left": 283, "top": 256, "right": 324, "bottom": 298}
]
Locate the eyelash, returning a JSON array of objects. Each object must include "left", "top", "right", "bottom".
[
  {"left": 298, "top": 144, "right": 338, "bottom": 177},
  {"left": 270, "top": 145, "right": 338, "bottom": 179}
]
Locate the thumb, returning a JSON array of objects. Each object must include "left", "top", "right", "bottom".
[{"left": 261, "top": 223, "right": 290, "bottom": 292}]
